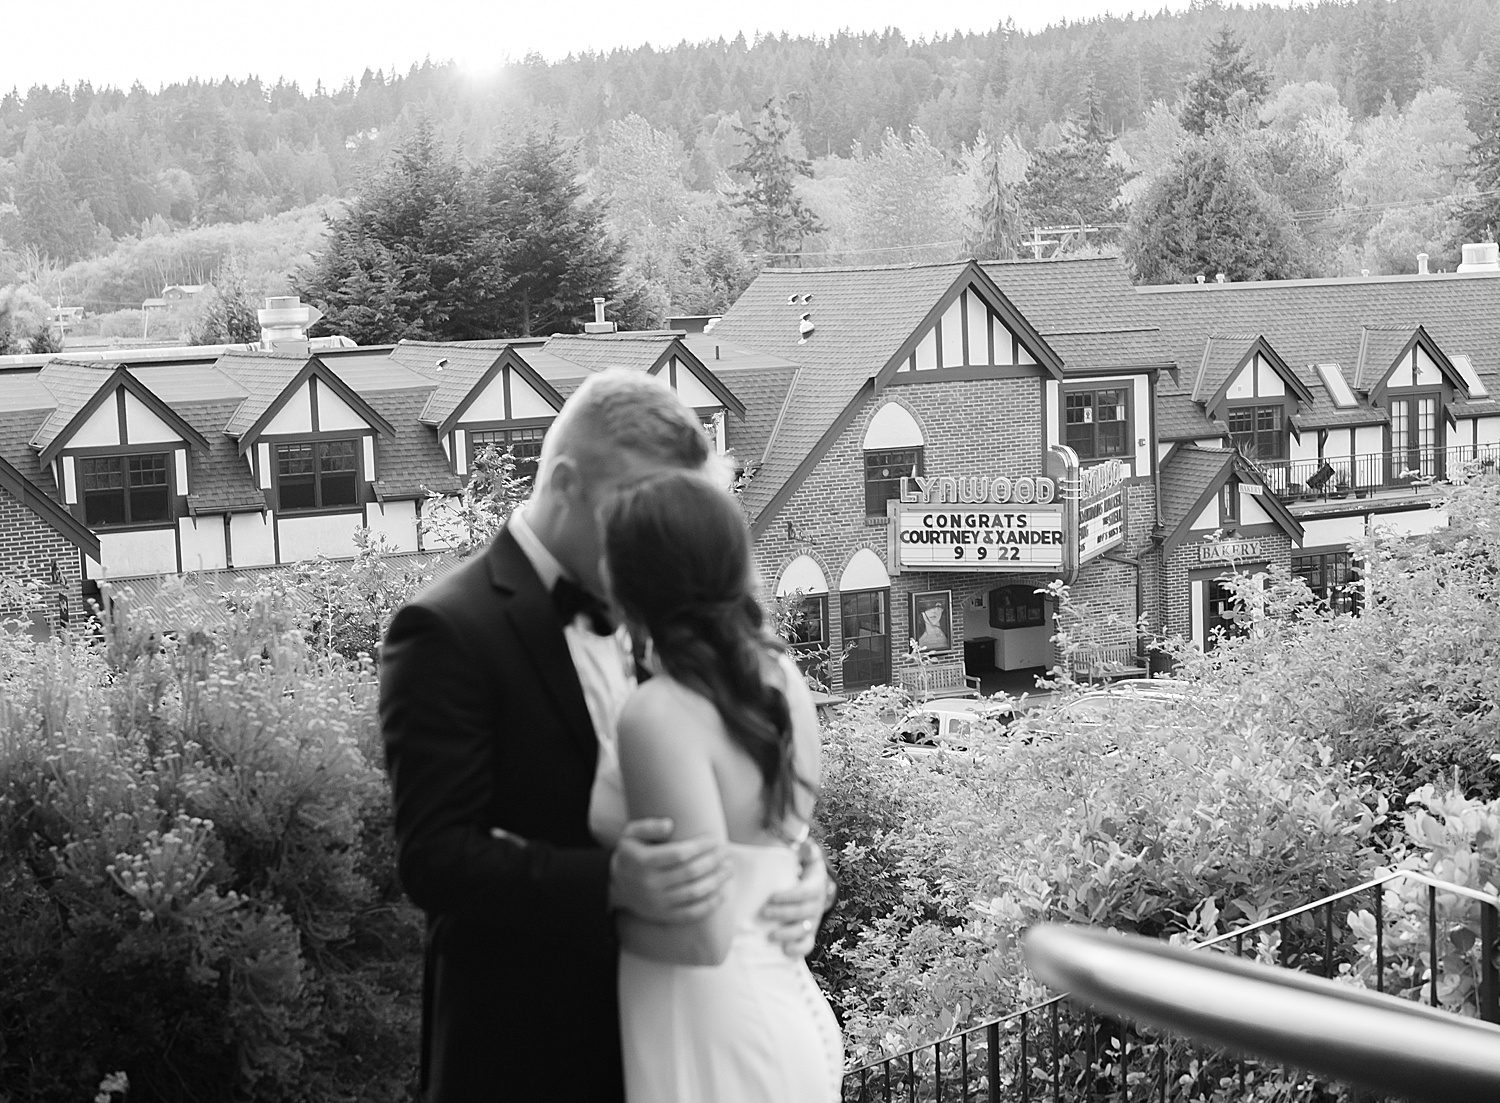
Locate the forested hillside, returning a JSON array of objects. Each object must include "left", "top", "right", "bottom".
[{"left": 2, "top": 0, "right": 1499, "bottom": 347}]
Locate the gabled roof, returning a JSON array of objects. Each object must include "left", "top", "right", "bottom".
[
  {"left": 1357, "top": 324, "right": 1467, "bottom": 399},
  {"left": 1159, "top": 444, "right": 1302, "bottom": 555},
  {"left": 711, "top": 260, "right": 1065, "bottom": 530},
  {"left": 179, "top": 400, "right": 267, "bottom": 514},
  {"left": 216, "top": 352, "right": 396, "bottom": 454},
  {"left": 390, "top": 340, "right": 565, "bottom": 435},
  {"left": 1141, "top": 272, "right": 1500, "bottom": 430},
  {"left": 540, "top": 332, "right": 746, "bottom": 417},
  {"left": 0, "top": 408, "right": 99, "bottom": 557},
  {"left": 29, "top": 360, "right": 211, "bottom": 465},
  {"left": 1158, "top": 393, "right": 1226, "bottom": 441},
  {"left": 1191, "top": 333, "right": 1315, "bottom": 409}
]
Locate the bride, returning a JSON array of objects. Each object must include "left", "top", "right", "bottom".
[{"left": 589, "top": 468, "right": 844, "bottom": 1103}]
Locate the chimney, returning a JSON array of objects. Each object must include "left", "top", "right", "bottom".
[
  {"left": 258, "top": 295, "right": 324, "bottom": 353},
  {"left": 1457, "top": 242, "right": 1500, "bottom": 273},
  {"left": 1416, "top": 252, "right": 1429, "bottom": 275},
  {"left": 583, "top": 296, "right": 616, "bottom": 334}
]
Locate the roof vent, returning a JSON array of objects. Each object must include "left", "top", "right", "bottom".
[
  {"left": 257, "top": 295, "right": 324, "bottom": 351},
  {"left": 583, "top": 295, "right": 616, "bottom": 334},
  {"left": 798, "top": 312, "right": 814, "bottom": 343},
  {"left": 1195, "top": 273, "right": 1207, "bottom": 284},
  {"left": 1457, "top": 242, "right": 1500, "bottom": 273},
  {"left": 1417, "top": 252, "right": 1429, "bottom": 275},
  {"left": 1214, "top": 272, "right": 1226, "bottom": 283},
  {"left": 787, "top": 293, "right": 802, "bottom": 304}
]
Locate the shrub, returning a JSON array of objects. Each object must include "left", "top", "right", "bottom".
[
  {"left": 815, "top": 665, "right": 1384, "bottom": 1064},
  {"left": 0, "top": 594, "right": 421, "bottom": 1102}
]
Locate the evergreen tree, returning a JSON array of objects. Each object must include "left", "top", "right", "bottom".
[
  {"left": 1018, "top": 118, "right": 1126, "bottom": 239},
  {"left": 188, "top": 256, "right": 262, "bottom": 345},
  {"left": 1125, "top": 137, "right": 1308, "bottom": 284},
  {"left": 485, "top": 128, "right": 623, "bottom": 337},
  {"left": 1180, "top": 29, "right": 1270, "bottom": 136},
  {"left": 295, "top": 121, "right": 510, "bottom": 344},
  {"left": 730, "top": 97, "right": 823, "bottom": 259},
  {"left": 1457, "top": 37, "right": 1500, "bottom": 243},
  {"left": 963, "top": 131, "right": 1023, "bottom": 260}
]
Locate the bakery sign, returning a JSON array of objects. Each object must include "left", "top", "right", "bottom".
[
  {"left": 887, "top": 473, "right": 1066, "bottom": 574},
  {"left": 1195, "top": 538, "right": 1268, "bottom": 565}
]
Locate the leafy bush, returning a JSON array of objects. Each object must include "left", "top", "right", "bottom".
[
  {"left": 814, "top": 665, "right": 1385, "bottom": 1064},
  {"left": 0, "top": 593, "right": 421, "bottom": 1103}
]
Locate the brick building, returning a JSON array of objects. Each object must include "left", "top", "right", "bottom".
[{"left": 703, "top": 258, "right": 1162, "bottom": 694}]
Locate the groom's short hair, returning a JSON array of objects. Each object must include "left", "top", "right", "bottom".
[{"left": 541, "top": 369, "right": 712, "bottom": 486}]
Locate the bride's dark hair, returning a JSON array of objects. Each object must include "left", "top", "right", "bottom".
[{"left": 602, "top": 469, "right": 810, "bottom": 832}]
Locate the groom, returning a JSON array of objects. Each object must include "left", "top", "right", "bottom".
[{"left": 380, "top": 370, "right": 831, "bottom": 1103}]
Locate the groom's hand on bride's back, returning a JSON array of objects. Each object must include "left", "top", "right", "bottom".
[
  {"left": 608, "top": 817, "right": 730, "bottom": 923},
  {"left": 760, "top": 842, "right": 835, "bottom": 959}
]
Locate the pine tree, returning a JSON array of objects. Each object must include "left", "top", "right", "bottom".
[
  {"left": 963, "top": 133, "right": 1022, "bottom": 260},
  {"left": 485, "top": 128, "right": 624, "bottom": 337},
  {"left": 1457, "top": 38, "right": 1500, "bottom": 243},
  {"left": 1018, "top": 118, "right": 1126, "bottom": 239},
  {"left": 730, "top": 97, "right": 823, "bottom": 259},
  {"left": 1180, "top": 29, "right": 1270, "bottom": 136},
  {"left": 1125, "top": 137, "right": 1308, "bottom": 284},
  {"left": 188, "top": 256, "right": 262, "bottom": 345},
  {"left": 295, "top": 121, "right": 512, "bottom": 343}
]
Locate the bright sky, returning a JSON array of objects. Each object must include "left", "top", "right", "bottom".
[{"left": 14, "top": 0, "right": 1301, "bottom": 93}]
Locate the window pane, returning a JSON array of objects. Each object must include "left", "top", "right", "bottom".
[
  {"left": 1097, "top": 391, "right": 1125, "bottom": 422},
  {"left": 318, "top": 439, "right": 358, "bottom": 472},
  {"left": 129, "top": 484, "right": 171, "bottom": 523},
  {"left": 279, "top": 475, "right": 316, "bottom": 511},
  {"left": 127, "top": 453, "right": 168, "bottom": 486},
  {"left": 83, "top": 486, "right": 127, "bottom": 526},
  {"left": 1096, "top": 421, "right": 1126, "bottom": 456},
  {"left": 864, "top": 448, "right": 920, "bottom": 517},
  {"left": 319, "top": 471, "right": 358, "bottom": 507},
  {"left": 277, "top": 443, "right": 314, "bottom": 476},
  {"left": 79, "top": 456, "right": 123, "bottom": 491}
]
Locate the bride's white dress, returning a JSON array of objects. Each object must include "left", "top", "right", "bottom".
[{"left": 590, "top": 721, "right": 844, "bottom": 1103}]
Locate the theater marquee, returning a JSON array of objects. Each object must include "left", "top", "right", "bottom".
[
  {"left": 887, "top": 473, "right": 1066, "bottom": 574},
  {"left": 886, "top": 447, "right": 1127, "bottom": 580}
]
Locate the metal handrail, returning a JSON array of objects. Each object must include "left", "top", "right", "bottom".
[
  {"left": 1250, "top": 443, "right": 1500, "bottom": 502},
  {"left": 841, "top": 868, "right": 1500, "bottom": 1099}
]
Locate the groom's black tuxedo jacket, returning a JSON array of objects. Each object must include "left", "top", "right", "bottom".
[{"left": 380, "top": 525, "right": 623, "bottom": 1103}]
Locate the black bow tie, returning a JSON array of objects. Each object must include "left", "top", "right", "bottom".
[{"left": 552, "top": 577, "right": 615, "bottom": 635}]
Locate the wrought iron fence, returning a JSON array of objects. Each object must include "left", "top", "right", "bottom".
[
  {"left": 1252, "top": 444, "right": 1500, "bottom": 503},
  {"left": 841, "top": 869, "right": 1500, "bottom": 1102}
]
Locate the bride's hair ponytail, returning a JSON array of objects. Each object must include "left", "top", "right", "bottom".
[{"left": 602, "top": 471, "right": 811, "bottom": 830}]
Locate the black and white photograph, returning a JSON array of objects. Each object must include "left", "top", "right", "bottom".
[{"left": 2, "top": 0, "right": 1499, "bottom": 1100}]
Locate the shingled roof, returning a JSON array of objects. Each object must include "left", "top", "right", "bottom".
[
  {"left": 389, "top": 341, "right": 509, "bottom": 426},
  {"left": 370, "top": 388, "right": 464, "bottom": 499},
  {"left": 1160, "top": 444, "right": 1236, "bottom": 536},
  {"left": 30, "top": 360, "right": 119, "bottom": 452},
  {"left": 0, "top": 406, "right": 98, "bottom": 555},
  {"left": 984, "top": 257, "right": 1172, "bottom": 372},
  {"left": 1140, "top": 272, "right": 1500, "bottom": 411}
]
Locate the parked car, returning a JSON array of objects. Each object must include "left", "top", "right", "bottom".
[
  {"left": 1020, "top": 677, "right": 1207, "bottom": 750},
  {"left": 889, "top": 696, "right": 1022, "bottom": 756}
]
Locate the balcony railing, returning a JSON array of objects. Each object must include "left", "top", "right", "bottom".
[
  {"left": 841, "top": 869, "right": 1500, "bottom": 1102},
  {"left": 1251, "top": 444, "right": 1500, "bottom": 503}
]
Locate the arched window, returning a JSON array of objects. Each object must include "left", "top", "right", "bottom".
[
  {"left": 775, "top": 555, "right": 829, "bottom": 657},
  {"left": 862, "top": 403, "right": 924, "bottom": 518},
  {"left": 838, "top": 549, "right": 893, "bottom": 691}
]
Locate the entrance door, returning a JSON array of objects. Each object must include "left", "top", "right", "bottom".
[
  {"left": 1202, "top": 577, "right": 1253, "bottom": 650},
  {"left": 840, "top": 589, "right": 890, "bottom": 691},
  {"left": 1389, "top": 396, "right": 1439, "bottom": 481}
]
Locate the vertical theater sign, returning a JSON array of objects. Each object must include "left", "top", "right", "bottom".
[{"left": 887, "top": 446, "right": 1127, "bottom": 582}]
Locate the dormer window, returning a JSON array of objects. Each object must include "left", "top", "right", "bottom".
[
  {"left": 79, "top": 452, "right": 172, "bottom": 527},
  {"left": 469, "top": 427, "right": 545, "bottom": 481},
  {"left": 1226, "top": 404, "right": 1285, "bottom": 460},
  {"left": 275, "top": 439, "right": 359, "bottom": 511}
]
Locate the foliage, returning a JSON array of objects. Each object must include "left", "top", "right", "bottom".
[
  {"left": 419, "top": 444, "right": 533, "bottom": 558},
  {"left": 186, "top": 255, "right": 262, "bottom": 345},
  {"left": 485, "top": 127, "right": 625, "bottom": 336},
  {"left": 961, "top": 130, "right": 1026, "bottom": 260},
  {"left": 1180, "top": 28, "right": 1270, "bottom": 136},
  {"left": 814, "top": 645, "right": 1384, "bottom": 1061},
  {"left": 841, "top": 127, "right": 962, "bottom": 265},
  {"left": 295, "top": 121, "right": 513, "bottom": 344},
  {"left": 1125, "top": 136, "right": 1309, "bottom": 284},
  {"left": 0, "top": 593, "right": 422, "bottom": 1103},
  {"left": 289, "top": 529, "right": 438, "bottom": 663},
  {"left": 1455, "top": 31, "right": 1500, "bottom": 244},
  {"left": 731, "top": 97, "right": 823, "bottom": 258},
  {"left": 0, "top": 282, "right": 53, "bottom": 354},
  {"left": 1017, "top": 118, "right": 1127, "bottom": 239}
]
